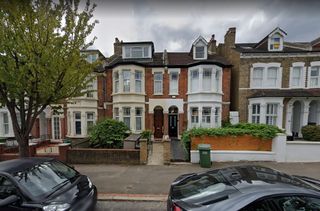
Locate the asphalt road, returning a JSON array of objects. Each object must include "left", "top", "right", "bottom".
[{"left": 96, "top": 201, "right": 166, "bottom": 211}]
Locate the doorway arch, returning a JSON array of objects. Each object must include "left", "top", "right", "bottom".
[
  {"left": 168, "top": 106, "right": 178, "bottom": 138},
  {"left": 308, "top": 100, "right": 318, "bottom": 125},
  {"left": 154, "top": 106, "right": 164, "bottom": 139}
]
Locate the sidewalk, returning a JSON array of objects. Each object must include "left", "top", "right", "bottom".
[{"left": 75, "top": 162, "right": 320, "bottom": 201}]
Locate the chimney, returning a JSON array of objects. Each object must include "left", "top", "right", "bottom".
[
  {"left": 224, "top": 27, "right": 236, "bottom": 48},
  {"left": 208, "top": 34, "right": 217, "bottom": 55},
  {"left": 114, "top": 37, "right": 122, "bottom": 56},
  {"left": 163, "top": 49, "right": 168, "bottom": 66}
]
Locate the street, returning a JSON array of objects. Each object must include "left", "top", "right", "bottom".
[{"left": 96, "top": 201, "right": 166, "bottom": 211}]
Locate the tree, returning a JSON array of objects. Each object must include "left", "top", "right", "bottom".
[{"left": 0, "top": 0, "right": 98, "bottom": 157}]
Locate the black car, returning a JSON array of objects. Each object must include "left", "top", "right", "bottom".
[
  {"left": 168, "top": 165, "right": 320, "bottom": 211},
  {"left": 0, "top": 157, "right": 97, "bottom": 211}
]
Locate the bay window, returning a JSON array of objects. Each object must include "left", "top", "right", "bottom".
[
  {"left": 135, "top": 107, "right": 143, "bottom": 131},
  {"left": 123, "top": 70, "right": 131, "bottom": 92},
  {"left": 135, "top": 71, "right": 142, "bottom": 93},
  {"left": 214, "top": 107, "right": 220, "bottom": 125},
  {"left": 215, "top": 71, "right": 220, "bottom": 92},
  {"left": 190, "top": 70, "right": 199, "bottom": 92},
  {"left": 86, "top": 83, "right": 94, "bottom": 98},
  {"left": 266, "top": 104, "right": 278, "bottom": 125},
  {"left": 252, "top": 104, "right": 261, "bottom": 123},
  {"left": 203, "top": 69, "right": 212, "bottom": 91},
  {"left": 53, "top": 117, "right": 60, "bottom": 139},
  {"left": 86, "top": 113, "right": 94, "bottom": 133},
  {"left": 3, "top": 112, "right": 9, "bottom": 135},
  {"left": 191, "top": 108, "right": 199, "bottom": 124},
  {"left": 114, "top": 72, "right": 119, "bottom": 93},
  {"left": 123, "top": 107, "right": 131, "bottom": 129},
  {"left": 202, "top": 107, "right": 211, "bottom": 124},
  {"left": 75, "top": 112, "right": 81, "bottom": 135},
  {"left": 114, "top": 108, "right": 119, "bottom": 121}
]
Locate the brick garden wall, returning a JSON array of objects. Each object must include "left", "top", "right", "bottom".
[{"left": 67, "top": 148, "right": 140, "bottom": 164}]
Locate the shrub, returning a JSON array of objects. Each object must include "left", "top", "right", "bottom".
[
  {"left": 182, "top": 123, "right": 283, "bottom": 147},
  {"left": 141, "top": 130, "right": 152, "bottom": 140},
  {"left": 89, "top": 119, "right": 129, "bottom": 148},
  {"left": 301, "top": 125, "right": 320, "bottom": 141}
]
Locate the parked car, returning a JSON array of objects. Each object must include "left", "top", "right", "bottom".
[
  {"left": 167, "top": 165, "right": 320, "bottom": 211},
  {"left": 0, "top": 157, "right": 97, "bottom": 211}
]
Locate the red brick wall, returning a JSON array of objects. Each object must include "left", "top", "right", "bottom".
[{"left": 222, "top": 67, "right": 231, "bottom": 121}]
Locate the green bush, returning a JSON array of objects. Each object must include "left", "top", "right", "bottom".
[
  {"left": 182, "top": 123, "right": 283, "bottom": 146},
  {"left": 301, "top": 125, "right": 320, "bottom": 141},
  {"left": 89, "top": 118, "right": 129, "bottom": 148},
  {"left": 141, "top": 130, "right": 152, "bottom": 139}
]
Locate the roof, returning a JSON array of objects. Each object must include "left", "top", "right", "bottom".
[
  {"left": 248, "top": 89, "right": 320, "bottom": 98},
  {"left": 106, "top": 52, "right": 231, "bottom": 69},
  {"left": 0, "top": 157, "right": 54, "bottom": 174},
  {"left": 253, "top": 27, "right": 287, "bottom": 49}
]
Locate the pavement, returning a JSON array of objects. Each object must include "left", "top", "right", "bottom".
[{"left": 75, "top": 161, "right": 320, "bottom": 202}]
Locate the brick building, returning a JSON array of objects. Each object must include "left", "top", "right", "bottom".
[
  {"left": 100, "top": 36, "right": 232, "bottom": 139},
  {"left": 219, "top": 27, "right": 320, "bottom": 138}
]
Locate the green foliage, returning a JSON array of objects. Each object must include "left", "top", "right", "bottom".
[
  {"left": 0, "top": 0, "right": 98, "bottom": 156},
  {"left": 301, "top": 125, "right": 320, "bottom": 141},
  {"left": 182, "top": 123, "right": 283, "bottom": 146},
  {"left": 141, "top": 130, "right": 152, "bottom": 140},
  {"left": 89, "top": 119, "right": 130, "bottom": 148}
]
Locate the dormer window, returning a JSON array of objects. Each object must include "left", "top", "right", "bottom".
[
  {"left": 267, "top": 28, "right": 286, "bottom": 52},
  {"left": 123, "top": 45, "right": 151, "bottom": 59},
  {"left": 195, "top": 46, "right": 205, "bottom": 59},
  {"left": 192, "top": 36, "right": 208, "bottom": 60}
]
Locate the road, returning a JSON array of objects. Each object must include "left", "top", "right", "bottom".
[{"left": 96, "top": 201, "right": 166, "bottom": 211}]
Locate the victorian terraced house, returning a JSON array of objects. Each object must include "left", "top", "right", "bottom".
[
  {"left": 220, "top": 27, "right": 320, "bottom": 139},
  {"left": 101, "top": 36, "right": 232, "bottom": 139}
]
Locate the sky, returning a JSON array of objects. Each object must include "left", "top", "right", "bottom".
[{"left": 87, "top": 0, "right": 320, "bottom": 57}]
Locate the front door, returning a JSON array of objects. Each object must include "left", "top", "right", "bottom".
[
  {"left": 169, "top": 114, "right": 178, "bottom": 138},
  {"left": 154, "top": 107, "right": 163, "bottom": 139}
]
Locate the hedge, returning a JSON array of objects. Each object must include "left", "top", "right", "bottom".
[{"left": 301, "top": 125, "right": 320, "bottom": 142}]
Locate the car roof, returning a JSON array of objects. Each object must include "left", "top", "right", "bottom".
[
  {"left": 0, "top": 157, "right": 55, "bottom": 174},
  {"left": 217, "top": 165, "right": 319, "bottom": 193}
]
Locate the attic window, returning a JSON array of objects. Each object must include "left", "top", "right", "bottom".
[
  {"left": 269, "top": 33, "right": 283, "bottom": 51},
  {"left": 123, "top": 46, "right": 151, "bottom": 58},
  {"left": 195, "top": 46, "right": 205, "bottom": 59}
]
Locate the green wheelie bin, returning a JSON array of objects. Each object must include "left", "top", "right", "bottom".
[{"left": 198, "top": 144, "right": 211, "bottom": 168}]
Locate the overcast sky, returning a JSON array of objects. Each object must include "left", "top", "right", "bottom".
[{"left": 87, "top": 0, "right": 320, "bottom": 57}]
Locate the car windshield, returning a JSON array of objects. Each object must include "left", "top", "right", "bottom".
[
  {"left": 12, "top": 161, "right": 78, "bottom": 198},
  {"left": 172, "top": 171, "right": 236, "bottom": 202}
]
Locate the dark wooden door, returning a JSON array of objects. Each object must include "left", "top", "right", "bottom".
[
  {"left": 169, "top": 114, "right": 178, "bottom": 138},
  {"left": 154, "top": 108, "right": 163, "bottom": 139}
]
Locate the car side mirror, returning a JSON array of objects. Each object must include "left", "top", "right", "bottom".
[{"left": 0, "top": 195, "right": 20, "bottom": 207}]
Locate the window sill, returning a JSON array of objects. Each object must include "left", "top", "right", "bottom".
[
  {"left": 112, "top": 92, "right": 146, "bottom": 96},
  {"left": 153, "top": 93, "right": 163, "bottom": 96},
  {"left": 187, "top": 91, "right": 223, "bottom": 95},
  {"left": 169, "top": 93, "right": 179, "bottom": 96},
  {"left": 250, "top": 87, "right": 281, "bottom": 89}
]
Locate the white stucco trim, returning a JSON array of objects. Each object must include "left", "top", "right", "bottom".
[
  {"left": 152, "top": 68, "right": 165, "bottom": 74},
  {"left": 310, "top": 61, "right": 320, "bottom": 66},
  {"left": 148, "top": 99, "right": 184, "bottom": 114},
  {"left": 168, "top": 68, "right": 181, "bottom": 74}
]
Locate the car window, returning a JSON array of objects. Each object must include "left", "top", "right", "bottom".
[
  {"left": 0, "top": 176, "right": 17, "bottom": 199},
  {"left": 12, "top": 161, "right": 78, "bottom": 198},
  {"left": 240, "top": 195, "right": 320, "bottom": 211}
]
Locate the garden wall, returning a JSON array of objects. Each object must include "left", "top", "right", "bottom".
[
  {"left": 286, "top": 141, "right": 320, "bottom": 162},
  {"left": 67, "top": 148, "right": 140, "bottom": 164}
]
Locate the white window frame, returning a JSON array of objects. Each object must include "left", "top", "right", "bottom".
[
  {"left": 191, "top": 107, "right": 199, "bottom": 125},
  {"left": 74, "top": 112, "right": 82, "bottom": 135},
  {"left": 251, "top": 104, "right": 261, "bottom": 124},
  {"left": 122, "top": 70, "right": 131, "bottom": 93},
  {"left": 135, "top": 70, "right": 142, "bottom": 93},
  {"left": 169, "top": 69, "right": 180, "bottom": 95},
  {"left": 308, "top": 61, "right": 320, "bottom": 88},
  {"left": 202, "top": 107, "right": 211, "bottom": 125},
  {"left": 214, "top": 107, "right": 220, "bottom": 126},
  {"left": 86, "top": 112, "right": 95, "bottom": 133},
  {"left": 266, "top": 103, "right": 278, "bottom": 126},
  {"left": 86, "top": 82, "right": 94, "bottom": 98},
  {"left": 153, "top": 72, "right": 163, "bottom": 95},
  {"left": 135, "top": 107, "right": 143, "bottom": 131},
  {"left": 52, "top": 116, "right": 61, "bottom": 140},
  {"left": 3, "top": 112, "right": 9, "bottom": 135},
  {"left": 123, "top": 45, "right": 151, "bottom": 59},
  {"left": 268, "top": 32, "right": 284, "bottom": 51},
  {"left": 190, "top": 69, "right": 199, "bottom": 93},
  {"left": 289, "top": 62, "right": 305, "bottom": 88},
  {"left": 123, "top": 107, "right": 131, "bottom": 129},
  {"left": 114, "top": 71, "right": 119, "bottom": 93},
  {"left": 250, "top": 63, "right": 282, "bottom": 88},
  {"left": 192, "top": 37, "right": 208, "bottom": 60},
  {"left": 202, "top": 68, "right": 212, "bottom": 92},
  {"left": 114, "top": 107, "right": 119, "bottom": 121}
]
